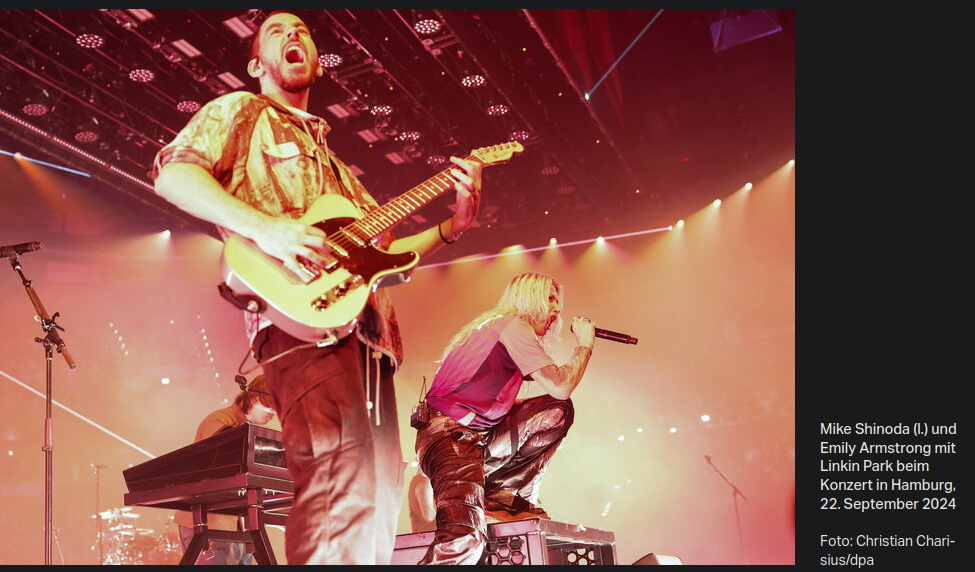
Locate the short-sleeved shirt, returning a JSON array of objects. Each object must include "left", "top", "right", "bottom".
[
  {"left": 425, "top": 314, "right": 556, "bottom": 430},
  {"left": 151, "top": 91, "right": 403, "bottom": 365}
]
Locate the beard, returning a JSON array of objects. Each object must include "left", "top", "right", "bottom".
[{"left": 262, "top": 57, "right": 317, "bottom": 93}]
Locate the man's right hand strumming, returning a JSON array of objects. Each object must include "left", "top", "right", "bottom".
[{"left": 251, "top": 216, "right": 335, "bottom": 283}]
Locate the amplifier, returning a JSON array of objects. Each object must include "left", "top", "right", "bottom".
[{"left": 392, "top": 518, "right": 617, "bottom": 565}]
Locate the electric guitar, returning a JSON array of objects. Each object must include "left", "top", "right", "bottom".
[{"left": 219, "top": 142, "right": 523, "bottom": 345}]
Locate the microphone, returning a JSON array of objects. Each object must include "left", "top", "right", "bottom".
[
  {"left": 1, "top": 241, "right": 43, "bottom": 259},
  {"left": 594, "top": 327, "right": 638, "bottom": 345},
  {"left": 572, "top": 320, "right": 639, "bottom": 345}
]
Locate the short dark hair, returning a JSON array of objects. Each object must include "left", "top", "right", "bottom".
[{"left": 248, "top": 10, "right": 311, "bottom": 61}]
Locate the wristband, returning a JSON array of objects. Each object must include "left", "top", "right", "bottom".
[{"left": 439, "top": 218, "right": 460, "bottom": 244}]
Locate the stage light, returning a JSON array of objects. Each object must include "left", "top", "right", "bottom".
[
  {"left": 676, "top": 219, "right": 684, "bottom": 227},
  {"left": 788, "top": 159, "right": 795, "bottom": 166},
  {"left": 128, "top": 68, "right": 155, "bottom": 83},
  {"left": 414, "top": 15, "right": 442, "bottom": 35},
  {"left": 461, "top": 74, "right": 485, "bottom": 88},
  {"left": 586, "top": 10, "right": 663, "bottom": 100},
  {"left": 319, "top": 53, "right": 343, "bottom": 69},
  {"left": 418, "top": 225, "right": 669, "bottom": 269},
  {"left": 669, "top": 427, "right": 677, "bottom": 433},
  {"left": 700, "top": 414, "right": 710, "bottom": 422},
  {"left": 171, "top": 38, "right": 201, "bottom": 58},
  {"left": 162, "top": 230, "right": 171, "bottom": 238},
  {"left": 617, "top": 435, "right": 624, "bottom": 441},
  {"left": 744, "top": 182, "right": 753, "bottom": 190},
  {"left": 217, "top": 72, "right": 245, "bottom": 89},
  {"left": 636, "top": 427, "right": 643, "bottom": 433},
  {"left": 74, "top": 130, "right": 98, "bottom": 143},
  {"left": 76, "top": 33, "right": 104, "bottom": 49},
  {"left": 22, "top": 103, "right": 49, "bottom": 116},
  {"left": 486, "top": 104, "right": 508, "bottom": 116},
  {"left": 222, "top": 15, "right": 258, "bottom": 38},
  {"left": 161, "top": 377, "right": 171, "bottom": 385},
  {"left": 177, "top": 100, "right": 201, "bottom": 113},
  {"left": 712, "top": 199, "right": 721, "bottom": 207},
  {"left": 549, "top": 238, "right": 557, "bottom": 245},
  {"left": 426, "top": 154, "right": 447, "bottom": 167}
]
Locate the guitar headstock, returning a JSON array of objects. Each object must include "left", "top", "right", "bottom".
[{"left": 470, "top": 142, "right": 525, "bottom": 166}]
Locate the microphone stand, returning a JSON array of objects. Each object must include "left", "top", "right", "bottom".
[
  {"left": 91, "top": 463, "right": 107, "bottom": 565},
  {"left": 6, "top": 255, "right": 77, "bottom": 566},
  {"left": 705, "top": 455, "right": 749, "bottom": 565}
]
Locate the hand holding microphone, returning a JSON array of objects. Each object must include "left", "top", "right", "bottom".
[{"left": 570, "top": 316, "right": 596, "bottom": 348}]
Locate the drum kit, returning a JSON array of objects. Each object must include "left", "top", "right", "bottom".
[{"left": 92, "top": 507, "right": 181, "bottom": 565}]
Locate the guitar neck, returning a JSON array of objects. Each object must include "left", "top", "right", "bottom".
[{"left": 348, "top": 155, "right": 480, "bottom": 241}]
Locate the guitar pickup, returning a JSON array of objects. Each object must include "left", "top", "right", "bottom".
[
  {"left": 338, "top": 228, "right": 366, "bottom": 247},
  {"left": 311, "top": 274, "right": 365, "bottom": 311},
  {"left": 296, "top": 256, "right": 322, "bottom": 281},
  {"left": 323, "top": 239, "right": 348, "bottom": 258}
]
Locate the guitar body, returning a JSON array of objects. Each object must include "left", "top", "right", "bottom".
[
  {"left": 220, "top": 194, "right": 418, "bottom": 344},
  {"left": 218, "top": 142, "right": 523, "bottom": 345}
]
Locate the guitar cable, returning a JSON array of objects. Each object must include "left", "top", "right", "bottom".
[{"left": 235, "top": 339, "right": 322, "bottom": 377}]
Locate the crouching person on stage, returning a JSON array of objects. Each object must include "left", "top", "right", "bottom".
[{"left": 413, "top": 272, "right": 596, "bottom": 564}]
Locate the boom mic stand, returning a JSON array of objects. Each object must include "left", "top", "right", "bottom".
[
  {"left": 6, "top": 253, "right": 77, "bottom": 565},
  {"left": 705, "top": 454, "right": 749, "bottom": 565}
]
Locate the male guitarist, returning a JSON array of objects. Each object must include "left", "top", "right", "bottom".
[{"left": 151, "top": 11, "right": 483, "bottom": 565}]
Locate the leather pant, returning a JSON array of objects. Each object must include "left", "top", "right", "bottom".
[
  {"left": 254, "top": 327, "right": 404, "bottom": 565},
  {"left": 414, "top": 395, "right": 574, "bottom": 564}
]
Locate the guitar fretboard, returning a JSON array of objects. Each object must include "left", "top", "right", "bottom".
[{"left": 332, "top": 155, "right": 480, "bottom": 247}]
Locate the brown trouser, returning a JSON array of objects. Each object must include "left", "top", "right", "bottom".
[
  {"left": 254, "top": 327, "right": 403, "bottom": 564},
  {"left": 414, "top": 395, "right": 574, "bottom": 564}
]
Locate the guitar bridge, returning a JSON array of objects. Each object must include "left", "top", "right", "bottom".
[{"left": 311, "top": 275, "right": 365, "bottom": 311}]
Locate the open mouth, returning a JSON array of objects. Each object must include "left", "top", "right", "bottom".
[{"left": 284, "top": 44, "right": 306, "bottom": 65}]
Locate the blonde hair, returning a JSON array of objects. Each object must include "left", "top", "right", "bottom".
[{"left": 440, "top": 272, "right": 564, "bottom": 360}]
